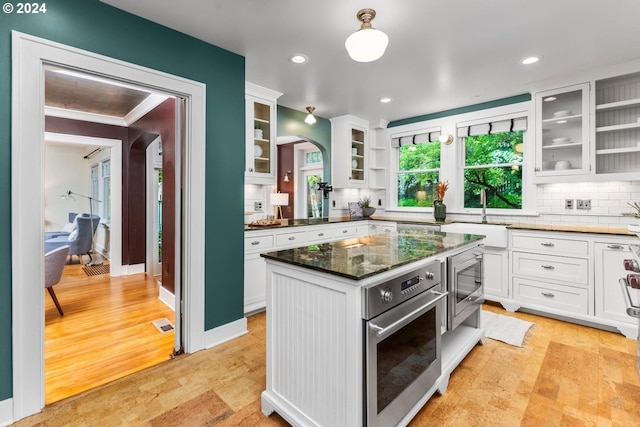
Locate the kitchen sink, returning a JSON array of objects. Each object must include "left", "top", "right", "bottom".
[{"left": 440, "top": 223, "right": 508, "bottom": 248}]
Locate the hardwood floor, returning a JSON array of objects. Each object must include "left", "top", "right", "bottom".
[
  {"left": 17, "top": 301, "right": 639, "bottom": 426},
  {"left": 44, "top": 261, "right": 175, "bottom": 404}
]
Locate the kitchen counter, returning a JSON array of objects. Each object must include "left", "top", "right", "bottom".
[
  {"left": 260, "top": 229, "right": 483, "bottom": 280},
  {"left": 506, "top": 223, "right": 635, "bottom": 235}
]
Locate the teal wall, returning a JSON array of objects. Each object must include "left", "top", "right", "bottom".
[
  {"left": 277, "top": 105, "right": 332, "bottom": 183},
  {"left": 0, "top": 0, "right": 245, "bottom": 401},
  {"left": 388, "top": 94, "right": 532, "bottom": 127}
]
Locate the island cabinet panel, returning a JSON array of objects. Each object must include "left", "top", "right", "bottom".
[{"left": 262, "top": 263, "right": 363, "bottom": 427}]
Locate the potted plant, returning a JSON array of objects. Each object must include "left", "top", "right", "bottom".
[
  {"left": 433, "top": 181, "right": 449, "bottom": 221},
  {"left": 359, "top": 195, "right": 376, "bottom": 217}
]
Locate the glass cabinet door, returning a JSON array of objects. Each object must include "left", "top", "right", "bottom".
[
  {"left": 535, "top": 83, "right": 590, "bottom": 177},
  {"left": 350, "top": 127, "right": 366, "bottom": 182},
  {"left": 251, "top": 100, "right": 272, "bottom": 175}
]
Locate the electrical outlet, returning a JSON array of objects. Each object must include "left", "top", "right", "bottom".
[
  {"left": 576, "top": 199, "right": 591, "bottom": 210},
  {"left": 565, "top": 199, "right": 574, "bottom": 209},
  {"left": 254, "top": 201, "right": 263, "bottom": 211}
]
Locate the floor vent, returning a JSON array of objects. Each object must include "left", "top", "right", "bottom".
[
  {"left": 82, "top": 264, "right": 110, "bottom": 276},
  {"left": 152, "top": 318, "right": 175, "bottom": 334}
]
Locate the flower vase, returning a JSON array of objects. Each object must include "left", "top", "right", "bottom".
[{"left": 433, "top": 200, "right": 446, "bottom": 221}]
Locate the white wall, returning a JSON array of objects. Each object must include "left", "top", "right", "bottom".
[{"left": 44, "top": 143, "right": 92, "bottom": 231}]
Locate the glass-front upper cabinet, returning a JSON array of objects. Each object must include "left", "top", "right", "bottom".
[
  {"left": 534, "top": 83, "right": 590, "bottom": 177},
  {"left": 246, "top": 83, "right": 282, "bottom": 185},
  {"left": 330, "top": 115, "right": 369, "bottom": 189}
]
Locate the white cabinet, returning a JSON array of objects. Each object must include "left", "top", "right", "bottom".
[
  {"left": 534, "top": 83, "right": 591, "bottom": 178},
  {"left": 510, "top": 231, "right": 591, "bottom": 315},
  {"left": 594, "top": 71, "right": 640, "bottom": 178},
  {"left": 483, "top": 248, "right": 508, "bottom": 299},
  {"left": 330, "top": 115, "right": 369, "bottom": 188},
  {"left": 245, "top": 83, "right": 282, "bottom": 185},
  {"left": 594, "top": 241, "right": 640, "bottom": 337},
  {"left": 369, "top": 131, "right": 388, "bottom": 190}
]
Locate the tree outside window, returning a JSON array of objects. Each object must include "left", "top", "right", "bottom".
[
  {"left": 464, "top": 131, "right": 524, "bottom": 209},
  {"left": 397, "top": 142, "right": 441, "bottom": 207}
]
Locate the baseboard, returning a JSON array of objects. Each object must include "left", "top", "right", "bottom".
[
  {"left": 0, "top": 398, "right": 13, "bottom": 426},
  {"left": 204, "top": 317, "right": 248, "bottom": 349},
  {"left": 121, "top": 263, "right": 145, "bottom": 275},
  {"left": 158, "top": 284, "right": 175, "bottom": 310}
]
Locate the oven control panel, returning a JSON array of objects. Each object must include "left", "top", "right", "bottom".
[{"left": 362, "top": 260, "right": 442, "bottom": 320}]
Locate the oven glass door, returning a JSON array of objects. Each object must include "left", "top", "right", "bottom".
[{"left": 366, "top": 289, "right": 446, "bottom": 427}]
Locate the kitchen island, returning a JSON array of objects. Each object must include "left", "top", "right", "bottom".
[{"left": 260, "top": 229, "right": 486, "bottom": 427}]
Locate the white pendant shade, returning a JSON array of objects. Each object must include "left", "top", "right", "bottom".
[
  {"left": 345, "top": 28, "right": 389, "bottom": 62},
  {"left": 304, "top": 113, "right": 316, "bottom": 124}
]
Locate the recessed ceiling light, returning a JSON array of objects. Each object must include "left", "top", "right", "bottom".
[
  {"left": 544, "top": 96, "right": 557, "bottom": 102},
  {"left": 379, "top": 97, "right": 392, "bottom": 103},
  {"left": 556, "top": 120, "right": 567, "bottom": 124},
  {"left": 289, "top": 54, "right": 308, "bottom": 64},
  {"left": 521, "top": 56, "right": 540, "bottom": 65}
]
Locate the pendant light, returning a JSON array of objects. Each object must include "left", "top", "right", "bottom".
[
  {"left": 304, "top": 106, "right": 317, "bottom": 124},
  {"left": 345, "top": 8, "right": 389, "bottom": 63}
]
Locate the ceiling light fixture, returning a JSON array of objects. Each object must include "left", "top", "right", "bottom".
[
  {"left": 521, "top": 56, "right": 540, "bottom": 65},
  {"left": 289, "top": 54, "right": 308, "bottom": 64},
  {"left": 345, "top": 8, "right": 389, "bottom": 63},
  {"left": 304, "top": 106, "right": 317, "bottom": 124},
  {"left": 544, "top": 96, "right": 557, "bottom": 102},
  {"left": 379, "top": 97, "right": 392, "bottom": 103},
  {"left": 438, "top": 134, "right": 454, "bottom": 144}
]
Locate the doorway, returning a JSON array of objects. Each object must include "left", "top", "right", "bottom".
[{"left": 12, "top": 32, "right": 206, "bottom": 420}]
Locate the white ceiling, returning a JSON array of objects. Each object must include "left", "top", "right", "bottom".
[{"left": 101, "top": 0, "right": 640, "bottom": 124}]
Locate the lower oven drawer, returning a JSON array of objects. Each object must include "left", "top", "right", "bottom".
[{"left": 513, "top": 277, "right": 588, "bottom": 314}]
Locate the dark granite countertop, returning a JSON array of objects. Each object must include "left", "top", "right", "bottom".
[
  {"left": 244, "top": 216, "right": 364, "bottom": 231},
  {"left": 260, "top": 229, "right": 483, "bottom": 281}
]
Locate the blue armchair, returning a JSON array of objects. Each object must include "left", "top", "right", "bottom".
[
  {"left": 45, "top": 212, "right": 78, "bottom": 240},
  {"left": 45, "top": 214, "right": 100, "bottom": 264}
]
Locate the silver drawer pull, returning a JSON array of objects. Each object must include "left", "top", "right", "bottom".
[
  {"left": 541, "top": 265, "right": 555, "bottom": 270},
  {"left": 607, "top": 244, "right": 624, "bottom": 250},
  {"left": 541, "top": 292, "right": 555, "bottom": 298},
  {"left": 251, "top": 241, "right": 260, "bottom": 245},
  {"left": 541, "top": 242, "right": 555, "bottom": 247},
  {"left": 318, "top": 232, "right": 324, "bottom": 237},
  {"left": 342, "top": 230, "right": 348, "bottom": 233},
  {"left": 288, "top": 236, "right": 296, "bottom": 240}
]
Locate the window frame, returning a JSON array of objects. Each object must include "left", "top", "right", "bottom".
[{"left": 389, "top": 126, "right": 442, "bottom": 212}]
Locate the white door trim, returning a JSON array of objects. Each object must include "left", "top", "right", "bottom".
[
  {"left": 11, "top": 31, "right": 206, "bottom": 420},
  {"left": 44, "top": 132, "right": 124, "bottom": 277}
]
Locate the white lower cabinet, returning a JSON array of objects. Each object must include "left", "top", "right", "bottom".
[
  {"left": 483, "top": 248, "right": 508, "bottom": 299},
  {"left": 508, "top": 230, "right": 639, "bottom": 338},
  {"left": 244, "top": 220, "right": 397, "bottom": 313},
  {"left": 594, "top": 241, "right": 640, "bottom": 338}
]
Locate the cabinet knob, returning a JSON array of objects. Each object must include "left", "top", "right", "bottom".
[
  {"left": 248, "top": 167, "right": 254, "bottom": 172},
  {"left": 534, "top": 167, "right": 540, "bottom": 172},
  {"left": 318, "top": 232, "right": 324, "bottom": 237},
  {"left": 288, "top": 236, "right": 295, "bottom": 241},
  {"left": 251, "top": 241, "right": 260, "bottom": 245}
]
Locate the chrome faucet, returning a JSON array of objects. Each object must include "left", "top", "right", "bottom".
[{"left": 480, "top": 189, "right": 487, "bottom": 223}]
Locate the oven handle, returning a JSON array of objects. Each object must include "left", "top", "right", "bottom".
[
  {"left": 619, "top": 278, "right": 640, "bottom": 318},
  {"left": 369, "top": 291, "right": 448, "bottom": 338}
]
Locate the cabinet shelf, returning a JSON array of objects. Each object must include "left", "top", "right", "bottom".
[
  {"left": 596, "top": 121, "right": 640, "bottom": 132},
  {"left": 370, "top": 147, "right": 386, "bottom": 151},
  {"left": 542, "top": 114, "right": 582, "bottom": 123},
  {"left": 255, "top": 137, "right": 270, "bottom": 143},
  {"left": 351, "top": 140, "right": 364, "bottom": 145},
  {"left": 254, "top": 156, "right": 270, "bottom": 161},
  {"left": 254, "top": 118, "right": 270, "bottom": 124},
  {"left": 370, "top": 166, "right": 386, "bottom": 171},
  {"left": 596, "top": 98, "right": 640, "bottom": 112},
  {"left": 542, "top": 142, "right": 582, "bottom": 150},
  {"left": 595, "top": 147, "right": 640, "bottom": 155}
]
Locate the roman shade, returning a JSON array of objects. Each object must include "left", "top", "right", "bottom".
[
  {"left": 391, "top": 128, "right": 441, "bottom": 148},
  {"left": 457, "top": 117, "right": 527, "bottom": 137}
]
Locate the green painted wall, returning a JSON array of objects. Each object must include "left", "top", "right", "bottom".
[
  {"left": 388, "top": 94, "right": 532, "bottom": 127},
  {"left": 0, "top": 0, "right": 245, "bottom": 400}
]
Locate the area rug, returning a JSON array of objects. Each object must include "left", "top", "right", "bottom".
[
  {"left": 82, "top": 264, "right": 110, "bottom": 276},
  {"left": 482, "top": 310, "right": 535, "bottom": 347}
]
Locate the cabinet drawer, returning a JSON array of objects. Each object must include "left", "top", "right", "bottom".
[
  {"left": 514, "top": 277, "right": 588, "bottom": 314},
  {"left": 276, "top": 231, "right": 308, "bottom": 247},
  {"left": 308, "top": 228, "right": 331, "bottom": 241},
  {"left": 511, "top": 234, "right": 588, "bottom": 256},
  {"left": 244, "top": 234, "right": 274, "bottom": 252},
  {"left": 331, "top": 225, "right": 357, "bottom": 239},
  {"left": 512, "top": 251, "right": 588, "bottom": 286}
]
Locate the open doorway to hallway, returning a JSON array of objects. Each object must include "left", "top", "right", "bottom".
[{"left": 42, "top": 65, "right": 181, "bottom": 403}]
